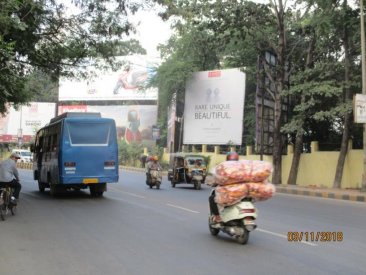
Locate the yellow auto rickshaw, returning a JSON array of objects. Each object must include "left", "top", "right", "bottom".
[{"left": 167, "top": 154, "right": 207, "bottom": 190}]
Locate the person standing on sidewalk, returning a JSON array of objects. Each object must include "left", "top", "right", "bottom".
[{"left": 0, "top": 152, "right": 22, "bottom": 202}]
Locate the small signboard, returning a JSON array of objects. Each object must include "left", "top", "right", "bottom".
[
  {"left": 152, "top": 126, "right": 160, "bottom": 140},
  {"left": 354, "top": 94, "right": 366, "bottom": 123}
]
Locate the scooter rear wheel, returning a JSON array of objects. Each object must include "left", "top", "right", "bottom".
[
  {"left": 237, "top": 226, "right": 249, "bottom": 245},
  {"left": 208, "top": 217, "right": 220, "bottom": 236}
]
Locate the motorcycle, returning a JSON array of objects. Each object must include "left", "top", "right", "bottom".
[
  {"left": 146, "top": 168, "right": 162, "bottom": 189},
  {"left": 208, "top": 190, "right": 257, "bottom": 244}
]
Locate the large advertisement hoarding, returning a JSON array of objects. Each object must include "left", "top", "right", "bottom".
[
  {"left": 59, "top": 55, "right": 159, "bottom": 101},
  {"left": 0, "top": 102, "right": 56, "bottom": 143},
  {"left": 183, "top": 69, "right": 245, "bottom": 145},
  {"left": 58, "top": 105, "right": 157, "bottom": 144}
]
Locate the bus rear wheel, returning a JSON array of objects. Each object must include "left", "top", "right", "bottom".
[
  {"left": 89, "top": 183, "right": 106, "bottom": 197},
  {"left": 49, "top": 184, "right": 59, "bottom": 196}
]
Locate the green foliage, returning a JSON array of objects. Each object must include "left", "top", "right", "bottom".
[
  {"left": 118, "top": 140, "right": 167, "bottom": 168},
  {"left": 118, "top": 140, "right": 144, "bottom": 167},
  {"left": 0, "top": 0, "right": 147, "bottom": 114}
]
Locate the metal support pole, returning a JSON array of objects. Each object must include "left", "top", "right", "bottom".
[{"left": 361, "top": 0, "right": 366, "bottom": 191}]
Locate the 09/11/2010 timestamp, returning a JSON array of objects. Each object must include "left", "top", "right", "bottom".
[{"left": 288, "top": 231, "right": 343, "bottom": 242}]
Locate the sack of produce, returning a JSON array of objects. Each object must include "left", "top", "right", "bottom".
[
  {"left": 247, "top": 182, "right": 276, "bottom": 201},
  {"left": 214, "top": 160, "right": 273, "bottom": 185},
  {"left": 215, "top": 183, "right": 249, "bottom": 206}
]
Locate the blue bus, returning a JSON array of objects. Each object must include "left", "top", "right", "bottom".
[{"left": 31, "top": 112, "right": 119, "bottom": 196}]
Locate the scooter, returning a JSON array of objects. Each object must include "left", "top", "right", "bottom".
[
  {"left": 146, "top": 168, "right": 162, "bottom": 189},
  {"left": 208, "top": 190, "right": 257, "bottom": 245}
]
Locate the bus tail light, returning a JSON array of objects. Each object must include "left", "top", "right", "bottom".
[
  {"left": 64, "top": 162, "right": 76, "bottom": 167},
  {"left": 104, "top": 161, "right": 116, "bottom": 169}
]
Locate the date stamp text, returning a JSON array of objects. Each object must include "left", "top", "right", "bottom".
[{"left": 287, "top": 231, "right": 343, "bottom": 242}]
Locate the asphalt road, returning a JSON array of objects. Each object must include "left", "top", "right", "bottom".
[{"left": 0, "top": 169, "right": 365, "bottom": 275}]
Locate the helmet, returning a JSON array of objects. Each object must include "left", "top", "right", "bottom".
[
  {"left": 10, "top": 152, "right": 21, "bottom": 159},
  {"left": 152, "top": 156, "right": 158, "bottom": 161},
  {"left": 226, "top": 151, "right": 239, "bottom": 161}
]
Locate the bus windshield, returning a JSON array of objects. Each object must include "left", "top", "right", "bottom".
[{"left": 65, "top": 121, "right": 111, "bottom": 146}]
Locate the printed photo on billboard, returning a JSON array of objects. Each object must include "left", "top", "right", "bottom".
[
  {"left": 183, "top": 69, "right": 245, "bottom": 145},
  {"left": 59, "top": 55, "right": 160, "bottom": 101},
  {"left": 58, "top": 105, "right": 158, "bottom": 144}
]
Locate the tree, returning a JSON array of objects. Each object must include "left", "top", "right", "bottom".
[
  {"left": 283, "top": 0, "right": 361, "bottom": 187},
  {"left": 0, "top": 0, "right": 148, "bottom": 114}
]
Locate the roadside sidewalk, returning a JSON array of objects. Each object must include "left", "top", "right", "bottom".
[
  {"left": 120, "top": 166, "right": 366, "bottom": 203},
  {"left": 276, "top": 184, "right": 366, "bottom": 203}
]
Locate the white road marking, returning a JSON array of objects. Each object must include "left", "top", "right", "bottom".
[
  {"left": 109, "top": 187, "right": 146, "bottom": 199},
  {"left": 122, "top": 192, "right": 145, "bottom": 199},
  {"left": 257, "top": 228, "right": 318, "bottom": 246},
  {"left": 166, "top": 203, "right": 200, "bottom": 214}
]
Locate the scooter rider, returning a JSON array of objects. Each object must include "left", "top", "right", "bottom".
[
  {"left": 146, "top": 156, "right": 161, "bottom": 184},
  {"left": 209, "top": 151, "right": 239, "bottom": 223}
]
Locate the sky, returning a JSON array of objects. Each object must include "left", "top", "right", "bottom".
[
  {"left": 59, "top": 0, "right": 173, "bottom": 58},
  {"left": 130, "top": 9, "right": 173, "bottom": 57}
]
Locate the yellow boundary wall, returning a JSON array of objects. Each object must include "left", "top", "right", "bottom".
[{"left": 162, "top": 141, "right": 363, "bottom": 189}]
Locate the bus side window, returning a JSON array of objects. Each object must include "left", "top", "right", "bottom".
[
  {"left": 52, "top": 134, "right": 58, "bottom": 151},
  {"left": 37, "top": 136, "right": 43, "bottom": 154}
]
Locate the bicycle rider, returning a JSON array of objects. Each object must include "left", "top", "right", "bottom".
[{"left": 0, "top": 152, "right": 22, "bottom": 204}]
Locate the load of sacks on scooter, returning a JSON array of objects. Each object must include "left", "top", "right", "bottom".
[{"left": 210, "top": 159, "right": 275, "bottom": 206}]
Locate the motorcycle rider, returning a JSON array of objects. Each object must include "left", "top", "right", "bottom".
[
  {"left": 0, "top": 152, "right": 22, "bottom": 204},
  {"left": 209, "top": 151, "right": 239, "bottom": 223}
]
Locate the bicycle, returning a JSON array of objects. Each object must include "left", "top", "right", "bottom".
[{"left": 0, "top": 186, "right": 16, "bottom": 221}]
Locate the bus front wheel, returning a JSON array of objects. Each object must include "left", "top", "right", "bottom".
[{"left": 38, "top": 180, "right": 46, "bottom": 192}]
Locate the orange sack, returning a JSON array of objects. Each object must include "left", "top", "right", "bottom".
[
  {"left": 215, "top": 182, "right": 276, "bottom": 206},
  {"left": 214, "top": 160, "right": 273, "bottom": 185},
  {"left": 215, "top": 183, "right": 249, "bottom": 206},
  {"left": 247, "top": 182, "right": 276, "bottom": 201}
]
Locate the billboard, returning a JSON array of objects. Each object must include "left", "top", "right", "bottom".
[
  {"left": 58, "top": 55, "right": 160, "bottom": 101},
  {"left": 354, "top": 94, "right": 366, "bottom": 123},
  {"left": 183, "top": 69, "right": 245, "bottom": 145},
  {"left": 58, "top": 105, "right": 157, "bottom": 144},
  {"left": 0, "top": 102, "right": 56, "bottom": 143}
]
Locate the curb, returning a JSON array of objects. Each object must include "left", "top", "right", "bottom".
[
  {"left": 120, "top": 166, "right": 168, "bottom": 175},
  {"left": 276, "top": 186, "right": 366, "bottom": 203}
]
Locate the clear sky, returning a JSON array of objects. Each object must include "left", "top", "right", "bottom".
[{"left": 131, "top": 9, "right": 173, "bottom": 57}]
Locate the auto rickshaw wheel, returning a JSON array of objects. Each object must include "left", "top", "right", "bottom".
[{"left": 194, "top": 181, "right": 201, "bottom": 190}]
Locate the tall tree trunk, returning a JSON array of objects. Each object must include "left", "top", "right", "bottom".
[
  {"left": 333, "top": 4, "right": 352, "bottom": 188},
  {"left": 287, "top": 132, "right": 303, "bottom": 185},
  {"left": 287, "top": 30, "right": 316, "bottom": 185},
  {"left": 271, "top": 0, "right": 286, "bottom": 185},
  {"left": 272, "top": 90, "right": 283, "bottom": 185}
]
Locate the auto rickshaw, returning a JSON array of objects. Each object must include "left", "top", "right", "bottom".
[{"left": 167, "top": 154, "right": 207, "bottom": 190}]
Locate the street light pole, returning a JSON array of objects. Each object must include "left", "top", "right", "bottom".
[{"left": 361, "top": 0, "right": 366, "bottom": 191}]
